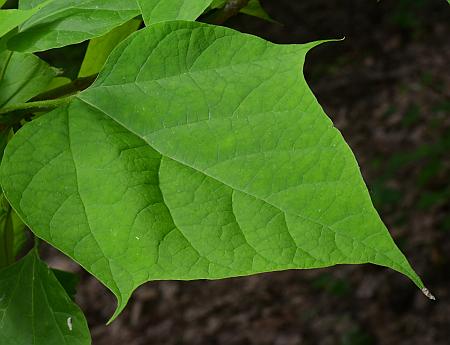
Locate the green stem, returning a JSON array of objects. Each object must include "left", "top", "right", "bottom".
[
  {"left": 33, "top": 236, "right": 41, "bottom": 250},
  {"left": 205, "top": 0, "right": 249, "bottom": 24},
  {"left": 31, "top": 74, "right": 97, "bottom": 101},
  {"left": 0, "top": 95, "right": 74, "bottom": 117}
]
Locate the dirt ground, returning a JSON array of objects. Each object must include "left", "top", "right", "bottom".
[{"left": 42, "top": 1, "right": 450, "bottom": 344}]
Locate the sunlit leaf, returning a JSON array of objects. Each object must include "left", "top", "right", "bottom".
[
  {"left": 0, "top": 21, "right": 424, "bottom": 322},
  {"left": 138, "top": 0, "right": 213, "bottom": 25}
]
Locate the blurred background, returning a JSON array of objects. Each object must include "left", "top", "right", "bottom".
[{"left": 39, "top": 0, "right": 449, "bottom": 344}]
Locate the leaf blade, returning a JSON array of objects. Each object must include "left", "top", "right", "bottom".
[
  {"left": 0, "top": 50, "right": 57, "bottom": 108},
  {"left": 78, "top": 18, "right": 141, "bottom": 78},
  {"left": 7, "top": 0, "right": 140, "bottom": 52},
  {"left": 0, "top": 250, "right": 90, "bottom": 345},
  {"left": 137, "top": 0, "right": 213, "bottom": 25},
  {"left": 0, "top": 21, "right": 424, "bottom": 321}
]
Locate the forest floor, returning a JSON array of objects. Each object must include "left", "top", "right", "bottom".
[{"left": 42, "top": 1, "right": 450, "bottom": 344}]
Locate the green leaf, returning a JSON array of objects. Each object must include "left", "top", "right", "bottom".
[
  {"left": 19, "top": 0, "right": 48, "bottom": 9},
  {"left": 0, "top": 129, "right": 26, "bottom": 269},
  {"left": 0, "top": 50, "right": 58, "bottom": 108},
  {"left": 0, "top": 125, "right": 10, "bottom": 160},
  {"left": 209, "top": 0, "right": 226, "bottom": 9},
  {"left": 44, "top": 76, "right": 72, "bottom": 91},
  {"left": 52, "top": 269, "right": 80, "bottom": 301},
  {"left": 0, "top": 193, "right": 26, "bottom": 268},
  {"left": 241, "top": 0, "right": 275, "bottom": 22},
  {"left": 0, "top": 250, "right": 90, "bottom": 345},
  {"left": 0, "top": 0, "right": 52, "bottom": 38},
  {"left": 137, "top": 0, "right": 213, "bottom": 25},
  {"left": 0, "top": 21, "right": 426, "bottom": 321},
  {"left": 0, "top": 187, "right": 14, "bottom": 269},
  {"left": 208, "top": 0, "right": 274, "bottom": 22},
  {"left": 7, "top": 0, "right": 140, "bottom": 53},
  {"left": 78, "top": 18, "right": 141, "bottom": 78}
]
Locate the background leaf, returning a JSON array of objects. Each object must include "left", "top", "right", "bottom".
[
  {"left": 208, "top": 0, "right": 275, "bottom": 22},
  {"left": 78, "top": 18, "right": 141, "bottom": 78},
  {"left": 0, "top": 250, "right": 91, "bottom": 345},
  {"left": 0, "top": 192, "right": 26, "bottom": 268},
  {"left": 0, "top": 21, "right": 425, "bottom": 321},
  {"left": 0, "top": 0, "right": 52, "bottom": 38},
  {"left": 44, "top": 76, "right": 72, "bottom": 91},
  {"left": 240, "top": 0, "right": 275, "bottom": 22},
  {"left": 137, "top": 0, "right": 213, "bottom": 25},
  {"left": 52, "top": 268, "right": 80, "bottom": 301},
  {"left": 0, "top": 50, "right": 58, "bottom": 108},
  {"left": 7, "top": 0, "right": 140, "bottom": 52}
]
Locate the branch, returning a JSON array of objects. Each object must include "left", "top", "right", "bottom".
[{"left": 205, "top": 0, "right": 249, "bottom": 25}]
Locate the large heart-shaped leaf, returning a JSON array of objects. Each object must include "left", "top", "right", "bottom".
[
  {"left": 0, "top": 21, "right": 426, "bottom": 321},
  {"left": 0, "top": 250, "right": 90, "bottom": 345}
]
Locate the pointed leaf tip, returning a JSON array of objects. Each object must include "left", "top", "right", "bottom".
[{"left": 421, "top": 287, "right": 436, "bottom": 300}]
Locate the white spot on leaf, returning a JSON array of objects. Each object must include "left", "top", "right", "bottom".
[{"left": 67, "top": 317, "right": 73, "bottom": 331}]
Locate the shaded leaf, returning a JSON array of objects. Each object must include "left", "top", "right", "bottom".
[
  {"left": 44, "top": 76, "right": 72, "bottom": 91},
  {"left": 0, "top": 50, "right": 57, "bottom": 108},
  {"left": 52, "top": 268, "right": 79, "bottom": 301},
  {"left": 8, "top": 0, "right": 140, "bottom": 52},
  {"left": 208, "top": 0, "right": 275, "bottom": 22},
  {"left": 241, "top": 0, "right": 275, "bottom": 22},
  {"left": 0, "top": 149, "right": 14, "bottom": 268},
  {"left": 0, "top": 250, "right": 90, "bottom": 345},
  {"left": 78, "top": 18, "right": 141, "bottom": 78},
  {"left": 0, "top": 124, "right": 26, "bottom": 269},
  {"left": 0, "top": 21, "right": 424, "bottom": 321},
  {"left": 138, "top": 0, "right": 213, "bottom": 25},
  {"left": 0, "top": 193, "right": 26, "bottom": 268}
]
